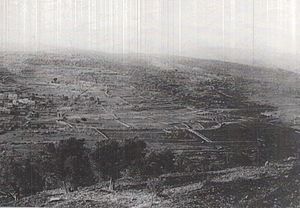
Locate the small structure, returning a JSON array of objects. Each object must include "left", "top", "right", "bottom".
[
  {"left": 0, "top": 107, "right": 11, "bottom": 114},
  {"left": 8, "top": 93, "right": 18, "bottom": 100},
  {"left": 12, "top": 99, "right": 18, "bottom": 106},
  {"left": 57, "top": 111, "right": 67, "bottom": 121},
  {"left": 57, "top": 107, "right": 71, "bottom": 121},
  {"left": 0, "top": 93, "right": 7, "bottom": 100},
  {"left": 18, "top": 98, "right": 35, "bottom": 106}
]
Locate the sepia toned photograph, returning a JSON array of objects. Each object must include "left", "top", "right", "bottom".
[{"left": 0, "top": 0, "right": 299, "bottom": 207}]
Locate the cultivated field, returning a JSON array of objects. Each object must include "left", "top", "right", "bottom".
[{"left": 0, "top": 51, "right": 299, "bottom": 207}]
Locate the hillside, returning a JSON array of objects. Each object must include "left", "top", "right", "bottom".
[
  {"left": 0, "top": 51, "right": 299, "bottom": 207},
  {"left": 5, "top": 159, "right": 300, "bottom": 208}
]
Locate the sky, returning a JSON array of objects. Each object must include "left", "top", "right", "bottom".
[{"left": 0, "top": 0, "right": 300, "bottom": 70}]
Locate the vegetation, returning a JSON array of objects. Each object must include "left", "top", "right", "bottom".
[
  {"left": 1, "top": 52, "right": 300, "bottom": 207},
  {"left": 92, "top": 140, "right": 123, "bottom": 190},
  {"left": 0, "top": 158, "right": 44, "bottom": 201},
  {"left": 143, "top": 149, "right": 175, "bottom": 176},
  {"left": 123, "top": 138, "right": 147, "bottom": 175},
  {"left": 0, "top": 137, "right": 176, "bottom": 200},
  {"left": 91, "top": 138, "right": 174, "bottom": 190},
  {"left": 52, "top": 138, "right": 95, "bottom": 191}
]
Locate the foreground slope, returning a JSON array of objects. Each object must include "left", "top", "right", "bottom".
[{"left": 6, "top": 159, "right": 299, "bottom": 208}]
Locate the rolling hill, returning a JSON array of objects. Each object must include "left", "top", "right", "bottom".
[{"left": 0, "top": 51, "right": 299, "bottom": 207}]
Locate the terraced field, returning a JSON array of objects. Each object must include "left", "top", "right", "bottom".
[{"left": 0, "top": 51, "right": 299, "bottom": 168}]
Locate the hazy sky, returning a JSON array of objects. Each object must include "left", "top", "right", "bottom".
[{"left": 0, "top": 0, "right": 300, "bottom": 69}]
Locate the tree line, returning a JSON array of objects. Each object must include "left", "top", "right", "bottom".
[{"left": 0, "top": 137, "right": 178, "bottom": 202}]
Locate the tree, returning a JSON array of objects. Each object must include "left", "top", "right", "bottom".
[
  {"left": 20, "top": 159, "right": 44, "bottom": 196},
  {"left": 53, "top": 138, "right": 95, "bottom": 192},
  {"left": 144, "top": 149, "right": 175, "bottom": 176},
  {"left": 229, "top": 151, "right": 253, "bottom": 167},
  {"left": 0, "top": 157, "right": 23, "bottom": 201},
  {"left": 0, "top": 157, "right": 44, "bottom": 200},
  {"left": 92, "top": 140, "right": 122, "bottom": 190},
  {"left": 123, "top": 138, "right": 147, "bottom": 175},
  {"left": 174, "top": 153, "right": 195, "bottom": 172}
]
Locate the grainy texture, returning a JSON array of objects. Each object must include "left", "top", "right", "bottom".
[{"left": 0, "top": 1, "right": 300, "bottom": 208}]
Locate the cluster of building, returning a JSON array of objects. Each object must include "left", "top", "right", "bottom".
[{"left": 0, "top": 93, "right": 35, "bottom": 115}]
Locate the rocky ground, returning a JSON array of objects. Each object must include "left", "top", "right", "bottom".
[{"left": 4, "top": 159, "right": 299, "bottom": 208}]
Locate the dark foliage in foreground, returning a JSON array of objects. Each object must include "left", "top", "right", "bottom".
[
  {"left": 123, "top": 138, "right": 147, "bottom": 169},
  {"left": 52, "top": 138, "right": 95, "bottom": 191},
  {"left": 0, "top": 158, "right": 44, "bottom": 200},
  {"left": 143, "top": 149, "right": 175, "bottom": 176},
  {"left": 92, "top": 140, "right": 122, "bottom": 190},
  {"left": 0, "top": 137, "right": 177, "bottom": 200},
  {"left": 91, "top": 138, "right": 175, "bottom": 189}
]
